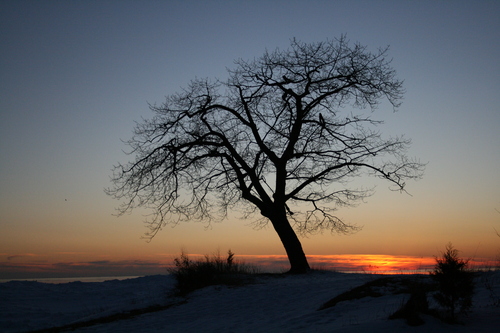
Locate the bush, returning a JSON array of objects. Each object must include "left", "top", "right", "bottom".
[
  {"left": 168, "top": 249, "right": 258, "bottom": 295},
  {"left": 430, "top": 243, "right": 474, "bottom": 322}
]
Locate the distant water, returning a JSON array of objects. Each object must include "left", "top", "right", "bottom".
[{"left": 0, "top": 275, "right": 142, "bottom": 284}]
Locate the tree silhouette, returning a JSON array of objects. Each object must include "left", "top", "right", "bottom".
[
  {"left": 106, "top": 36, "right": 425, "bottom": 273},
  {"left": 431, "top": 243, "right": 474, "bottom": 322}
]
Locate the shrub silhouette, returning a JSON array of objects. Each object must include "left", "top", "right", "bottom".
[
  {"left": 168, "top": 250, "right": 257, "bottom": 295},
  {"left": 430, "top": 243, "right": 474, "bottom": 322}
]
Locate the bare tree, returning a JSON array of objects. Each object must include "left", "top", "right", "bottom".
[{"left": 106, "top": 36, "right": 425, "bottom": 273}]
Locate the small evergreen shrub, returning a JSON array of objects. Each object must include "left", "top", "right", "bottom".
[
  {"left": 430, "top": 243, "right": 474, "bottom": 322},
  {"left": 168, "top": 250, "right": 258, "bottom": 295}
]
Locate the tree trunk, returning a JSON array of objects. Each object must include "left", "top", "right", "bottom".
[{"left": 269, "top": 211, "right": 310, "bottom": 274}]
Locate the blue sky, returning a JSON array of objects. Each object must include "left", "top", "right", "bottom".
[{"left": 1, "top": 0, "right": 499, "bottom": 278}]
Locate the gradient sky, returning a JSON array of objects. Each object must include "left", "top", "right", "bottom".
[{"left": 1, "top": 0, "right": 499, "bottom": 278}]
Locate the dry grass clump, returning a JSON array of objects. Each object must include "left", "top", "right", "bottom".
[{"left": 168, "top": 250, "right": 258, "bottom": 295}]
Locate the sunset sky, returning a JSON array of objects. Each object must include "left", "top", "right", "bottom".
[{"left": 1, "top": 0, "right": 499, "bottom": 279}]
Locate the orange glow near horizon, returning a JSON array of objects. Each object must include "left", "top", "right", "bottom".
[
  {"left": 184, "top": 253, "right": 497, "bottom": 274},
  {"left": 1, "top": 253, "right": 498, "bottom": 280},
  {"left": 237, "top": 254, "right": 497, "bottom": 274},
  {"left": 237, "top": 254, "right": 438, "bottom": 274}
]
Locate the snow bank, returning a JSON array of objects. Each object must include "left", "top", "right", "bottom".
[{"left": 1, "top": 271, "right": 499, "bottom": 332}]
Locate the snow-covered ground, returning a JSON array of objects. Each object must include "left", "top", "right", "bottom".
[{"left": 1, "top": 271, "right": 499, "bottom": 332}]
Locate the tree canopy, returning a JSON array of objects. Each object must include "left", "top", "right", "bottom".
[{"left": 107, "top": 36, "right": 425, "bottom": 273}]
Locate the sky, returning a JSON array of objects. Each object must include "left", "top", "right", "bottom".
[{"left": 1, "top": 0, "right": 499, "bottom": 279}]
